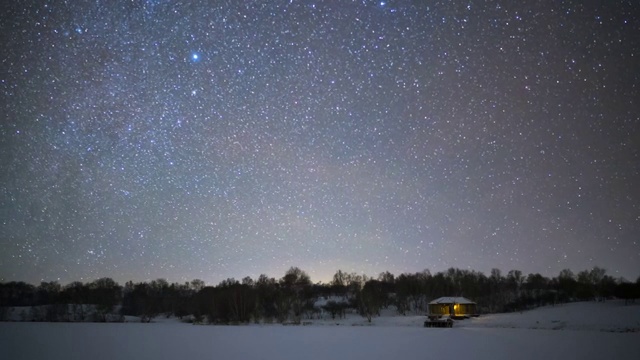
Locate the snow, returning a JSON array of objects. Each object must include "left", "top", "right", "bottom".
[
  {"left": 1, "top": 301, "right": 639, "bottom": 360},
  {"left": 313, "top": 295, "right": 350, "bottom": 307},
  {"left": 429, "top": 296, "right": 476, "bottom": 304},
  {"left": 463, "top": 301, "right": 640, "bottom": 332}
]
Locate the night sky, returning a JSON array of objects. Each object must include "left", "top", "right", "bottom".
[{"left": 1, "top": 1, "right": 639, "bottom": 285}]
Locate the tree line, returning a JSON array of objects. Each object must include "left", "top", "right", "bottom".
[{"left": 1, "top": 266, "right": 638, "bottom": 324}]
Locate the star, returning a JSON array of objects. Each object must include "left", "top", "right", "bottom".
[{"left": 0, "top": 0, "right": 637, "bottom": 285}]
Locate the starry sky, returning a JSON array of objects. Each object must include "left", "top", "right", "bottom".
[{"left": 1, "top": 1, "right": 639, "bottom": 285}]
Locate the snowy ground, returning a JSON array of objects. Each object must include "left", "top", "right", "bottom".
[
  {"left": 463, "top": 300, "right": 640, "bottom": 332},
  {"left": 1, "top": 301, "right": 639, "bottom": 360}
]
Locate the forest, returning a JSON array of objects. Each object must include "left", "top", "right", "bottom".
[{"left": 1, "top": 266, "right": 639, "bottom": 324}]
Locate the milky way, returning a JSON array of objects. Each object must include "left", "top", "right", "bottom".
[{"left": 1, "top": 1, "right": 638, "bottom": 285}]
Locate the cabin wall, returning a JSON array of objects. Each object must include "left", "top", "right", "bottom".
[
  {"left": 429, "top": 303, "right": 477, "bottom": 317},
  {"left": 428, "top": 304, "right": 450, "bottom": 315},
  {"left": 455, "top": 303, "right": 477, "bottom": 316}
]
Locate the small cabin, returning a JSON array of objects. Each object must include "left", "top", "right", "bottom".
[{"left": 428, "top": 296, "right": 478, "bottom": 319}]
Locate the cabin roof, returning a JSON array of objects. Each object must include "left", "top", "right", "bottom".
[{"left": 429, "top": 296, "right": 476, "bottom": 305}]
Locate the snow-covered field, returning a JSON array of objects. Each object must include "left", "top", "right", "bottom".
[
  {"left": 1, "top": 301, "right": 639, "bottom": 360},
  {"left": 464, "top": 300, "right": 640, "bottom": 332}
]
